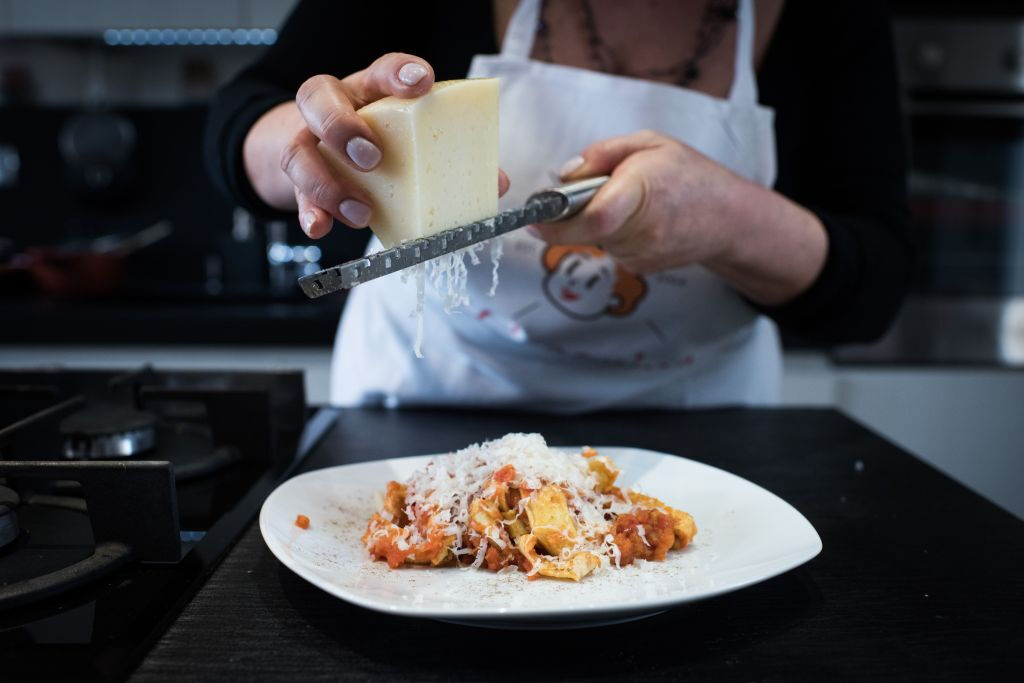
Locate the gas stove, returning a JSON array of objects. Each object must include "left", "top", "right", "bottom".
[{"left": 0, "top": 367, "right": 324, "bottom": 682}]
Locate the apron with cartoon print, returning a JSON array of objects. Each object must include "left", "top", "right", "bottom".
[{"left": 331, "top": 0, "right": 781, "bottom": 412}]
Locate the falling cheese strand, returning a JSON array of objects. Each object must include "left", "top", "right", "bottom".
[
  {"left": 488, "top": 237, "right": 503, "bottom": 297},
  {"left": 406, "top": 238, "right": 504, "bottom": 357},
  {"left": 413, "top": 263, "right": 426, "bottom": 359}
]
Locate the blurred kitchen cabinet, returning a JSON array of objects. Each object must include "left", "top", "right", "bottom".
[
  {"left": 1, "top": 0, "right": 282, "bottom": 35},
  {"left": 246, "top": 0, "right": 297, "bottom": 29}
]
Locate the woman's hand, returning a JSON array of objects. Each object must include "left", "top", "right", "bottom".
[
  {"left": 243, "top": 53, "right": 510, "bottom": 239},
  {"left": 531, "top": 130, "right": 828, "bottom": 306}
]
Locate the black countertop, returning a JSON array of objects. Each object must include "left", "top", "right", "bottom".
[{"left": 132, "top": 408, "right": 1024, "bottom": 681}]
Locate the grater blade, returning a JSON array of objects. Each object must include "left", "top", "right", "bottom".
[
  {"left": 297, "top": 194, "right": 565, "bottom": 298},
  {"left": 296, "top": 175, "right": 609, "bottom": 298}
]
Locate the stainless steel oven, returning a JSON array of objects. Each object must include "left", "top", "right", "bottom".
[{"left": 837, "top": 16, "right": 1024, "bottom": 364}]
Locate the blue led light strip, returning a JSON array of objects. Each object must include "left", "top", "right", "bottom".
[{"left": 103, "top": 28, "right": 278, "bottom": 46}]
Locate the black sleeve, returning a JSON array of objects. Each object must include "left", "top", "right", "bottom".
[
  {"left": 203, "top": 0, "right": 495, "bottom": 220},
  {"left": 757, "top": 1, "right": 914, "bottom": 344},
  {"left": 202, "top": 1, "right": 415, "bottom": 219}
]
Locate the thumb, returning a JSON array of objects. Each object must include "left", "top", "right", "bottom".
[{"left": 558, "top": 130, "right": 665, "bottom": 180}]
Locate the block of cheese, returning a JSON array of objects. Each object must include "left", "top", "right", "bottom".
[{"left": 319, "top": 78, "right": 499, "bottom": 248}]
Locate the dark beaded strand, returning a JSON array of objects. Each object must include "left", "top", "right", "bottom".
[{"left": 535, "top": 0, "right": 738, "bottom": 87}]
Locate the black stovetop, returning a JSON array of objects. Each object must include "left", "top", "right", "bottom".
[
  {"left": 0, "top": 367, "right": 319, "bottom": 682},
  {"left": 132, "top": 407, "right": 1024, "bottom": 682}
]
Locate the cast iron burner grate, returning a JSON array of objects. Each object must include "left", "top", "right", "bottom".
[
  {"left": 0, "top": 461, "right": 180, "bottom": 610},
  {"left": 0, "top": 367, "right": 307, "bottom": 609},
  {"left": 0, "top": 366, "right": 316, "bottom": 682},
  {"left": 59, "top": 405, "right": 158, "bottom": 459}
]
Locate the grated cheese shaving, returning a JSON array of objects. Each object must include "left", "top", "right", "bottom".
[
  {"left": 406, "top": 262, "right": 426, "bottom": 358},
  {"left": 469, "top": 538, "right": 489, "bottom": 570},
  {"left": 636, "top": 524, "right": 650, "bottom": 547},
  {"left": 427, "top": 249, "right": 471, "bottom": 313},
  {"left": 488, "top": 237, "right": 503, "bottom": 297},
  {"left": 605, "top": 534, "right": 622, "bottom": 569},
  {"left": 400, "top": 237, "right": 505, "bottom": 358}
]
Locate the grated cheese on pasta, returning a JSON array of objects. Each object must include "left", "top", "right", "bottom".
[{"left": 362, "top": 434, "right": 698, "bottom": 580}]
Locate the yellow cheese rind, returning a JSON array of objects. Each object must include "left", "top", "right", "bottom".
[{"left": 319, "top": 78, "right": 499, "bottom": 248}]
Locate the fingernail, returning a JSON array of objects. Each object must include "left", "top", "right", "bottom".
[
  {"left": 526, "top": 225, "right": 541, "bottom": 239},
  {"left": 558, "top": 155, "right": 585, "bottom": 178},
  {"left": 300, "top": 210, "right": 317, "bottom": 233},
  {"left": 398, "top": 62, "right": 428, "bottom": 86},
  {"left": 339, "top": 199, "right": 372, "bottom": 226},
  {"left": 346, "top": 136, "right": 381, "bottom": 170}
]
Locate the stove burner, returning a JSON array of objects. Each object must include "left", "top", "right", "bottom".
[
  {"left": 59, "top": 406, "right": 157, "bottom": 459},
  {"left": 0, "top": 485, "right": 20, "bottom": 550}
]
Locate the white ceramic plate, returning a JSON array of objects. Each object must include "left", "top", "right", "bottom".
[{"left": 260, "top": 447, "right": 822, "bottom": 629}]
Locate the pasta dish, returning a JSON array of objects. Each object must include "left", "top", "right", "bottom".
[{"left": 363, "top": 433, "right": 696, "bottom": 581}]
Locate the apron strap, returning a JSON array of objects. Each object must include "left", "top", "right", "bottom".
[
  {"left": 500, "top": 0, "right": 541, "bottom": 60},
  {"left": 728, "top": 0, "right": 759, "bottom": 104},
  {"left": 502, "top": 0, "right": 759, "bottom": 104}
]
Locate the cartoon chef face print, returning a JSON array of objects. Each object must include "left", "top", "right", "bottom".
[{"left": 541, "top": 245, "right": 647, "bottom": 321}]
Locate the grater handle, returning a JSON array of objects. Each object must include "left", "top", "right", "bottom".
[{"left": 526, "top": 175, "right": 610, "bottom": 222}]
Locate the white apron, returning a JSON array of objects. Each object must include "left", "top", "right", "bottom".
[{"left": 331, "top": 0, "right": 781, "bottom": 412}]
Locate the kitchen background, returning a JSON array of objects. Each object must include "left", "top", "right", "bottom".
[{"left": 1, "top": 0, "right": 1021, "bottom": 519}]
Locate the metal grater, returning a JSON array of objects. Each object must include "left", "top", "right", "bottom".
[{"left": 297, "top": 176, "right": 609, "bottom": 298}]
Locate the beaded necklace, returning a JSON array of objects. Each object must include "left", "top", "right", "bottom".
[{"left": 535, "top": 0, "right": 738, "bottom": 87}]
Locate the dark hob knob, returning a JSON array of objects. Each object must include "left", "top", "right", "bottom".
[{"left": 0, "top": 485, "right": 20, "bottom": 550}]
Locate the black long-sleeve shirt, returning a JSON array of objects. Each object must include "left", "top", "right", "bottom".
[{"left": 204, "top": 0, "right": 913, "bottom": 344}]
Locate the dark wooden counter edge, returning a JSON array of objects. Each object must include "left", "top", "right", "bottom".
[{"left": 132, "top": 407, "right": 1024, "bottom": 682}]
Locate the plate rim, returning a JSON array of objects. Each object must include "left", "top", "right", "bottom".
[{"left": 259, "top": 446, "right": 823, "bottom": 621}]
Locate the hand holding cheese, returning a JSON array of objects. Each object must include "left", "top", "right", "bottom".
[
  {"left": 318, "top": 78, "right": 499, "bottom": 248},
  {"left": 241, "top": 53, "right": 508, "bottom": 241}
]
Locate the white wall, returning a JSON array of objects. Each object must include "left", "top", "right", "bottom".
[
  {"left": 834, "top": 368, "right": 1024, "bottom": 522},
  {"left": 782, "top": 352, "right": 1024, "bottom": 521}
]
